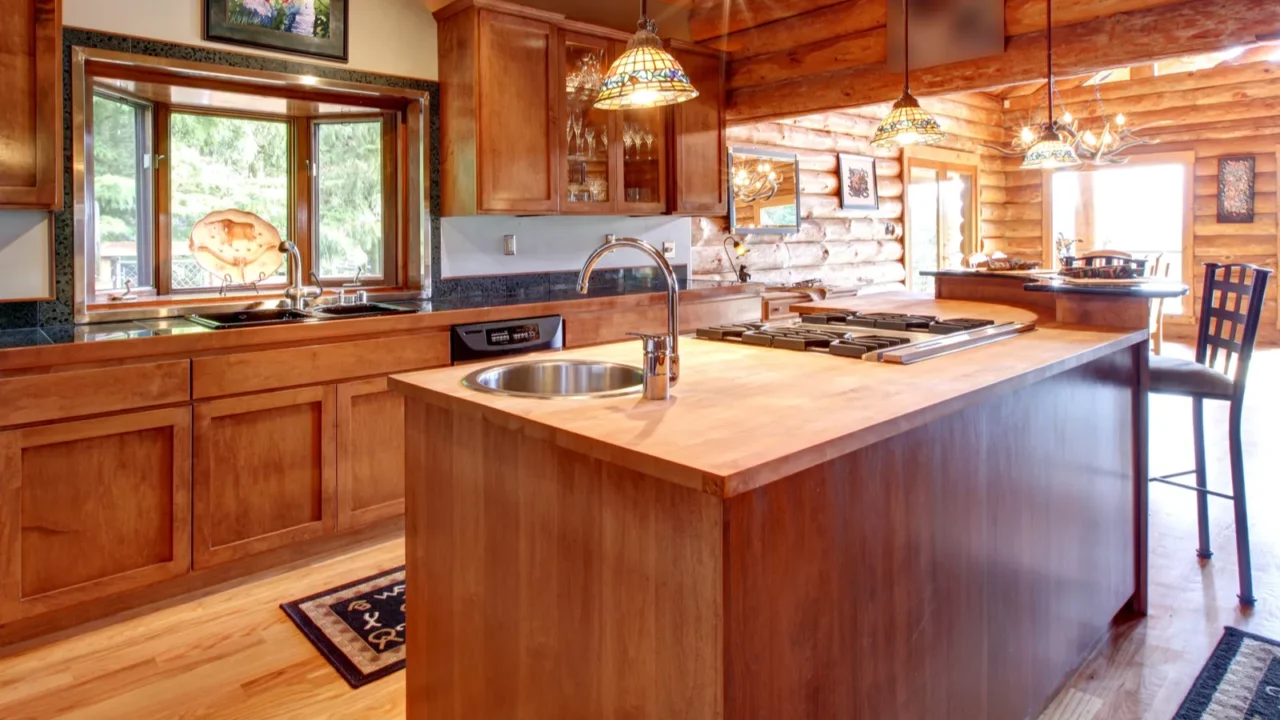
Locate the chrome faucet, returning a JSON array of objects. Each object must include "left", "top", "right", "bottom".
[
  {"left": 578, "top": 238, "right": 679, "bottom": 400},
  {"left": 279, "top": 241, "right": 321, "bottom": 310}
]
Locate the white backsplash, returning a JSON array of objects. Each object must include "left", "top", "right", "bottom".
[
  {"left": 440, "top": 216, "right": 692, "bottom": 279},
  {"left": 0, "top": 212, "right": 52, "bottom": 301}
]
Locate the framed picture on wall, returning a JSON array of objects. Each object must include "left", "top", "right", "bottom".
[
  {"left": 1217, "top": 156, "right": 1256, "bottom": 224},
  {"left": 205, "top": 0, "right": 350, "bottom": 63},
  {"left": 838, "top": 154, "right": 879, "bottom": 211}
]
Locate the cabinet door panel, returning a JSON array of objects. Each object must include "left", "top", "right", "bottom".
[
  {"left": 0, "top": 0, "right": 62, "bottom": 208},
  {"left": 337, "top": 377, "right": 406, "bottom": 531},
  {"left": 477, "top": 11, "right": 559, "bottom": 213},
  {"left": 0, "top": 408, "right": 191, "bottom": 622},
  {"left": 193, "top": 386, "right": 336, "bottom": 569},
  {"left": 669, "top": 46, "right": 727, "bottom": 215}
]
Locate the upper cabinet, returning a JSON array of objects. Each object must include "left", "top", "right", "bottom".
[
  {"left": 436, "top": 0, "right": 725, "bottom": 217},
  {"left": 440, "top": 6, "right": 560, "bottom": 216},
  {"left": 667, "top": 41, "right": 728, "bottom": 216},
  {"left": 0, "top": 0, "right": 62, "bottom": 210}
]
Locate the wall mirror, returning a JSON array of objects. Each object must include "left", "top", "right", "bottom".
[
  {"left": 72, "top": 47, "right": 430, "bottom": 323},
  {"left": 728, "top": 147, "right": 800, "bottom": 235}
]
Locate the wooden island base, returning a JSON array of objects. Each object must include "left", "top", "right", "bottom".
[{"left": 402, "top": 345, "right": 1142, "bottom": 719}]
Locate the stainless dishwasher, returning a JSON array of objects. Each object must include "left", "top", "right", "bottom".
[{"left": 449, "top": 315, "right": 565, "bottom": 364}]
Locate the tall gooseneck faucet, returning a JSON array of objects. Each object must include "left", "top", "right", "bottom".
[{"left": 578, "top": 238, "right": 679, "bottom": 399}]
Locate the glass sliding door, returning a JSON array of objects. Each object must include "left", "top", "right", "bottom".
[{"left": 905, "top": 152, "right": 978, "bottom": 294}]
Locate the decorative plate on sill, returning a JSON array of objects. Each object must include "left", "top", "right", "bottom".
[{"left": 189, "top": 209, "right": 284, "bottom": 285}]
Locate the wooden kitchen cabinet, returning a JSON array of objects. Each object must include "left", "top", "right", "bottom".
[
  {"left": 667, "top": 42, "right": 727, "bottom": 216},
  {"left": 436, "top": 0, "right": 726, "bottom": 218},
  {"left": 0, "top": 408, "right": 192, "bottom": 623},
  {"left": 439, "top": 4, "right": 560, "bottom": 215},
  {"left": 193, "top": 386, "right": 336, "bottom": 569},
  {"left": 0, "top": 0, "right": 62, "bottom": 209},
  {"left": 336, "top": 377, "right": 406, "bottom": 531}
]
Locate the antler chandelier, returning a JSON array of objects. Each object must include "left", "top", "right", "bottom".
[
  {"left": 987, "top": 80, "right": 1157, "bottom": 166},
  {"left": 732, "top": 159, "right": 780, "bottom": 203}
]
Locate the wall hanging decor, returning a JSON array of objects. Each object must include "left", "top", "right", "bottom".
[
  {"left": 205, "top": 0, "right": 349, "bottom": 62},
  {"left": 1217, "top": 156, "right": 1256, "bottom": 224},
  {"left": 838, "top": 154, "right": 879, "bottom": 210}
]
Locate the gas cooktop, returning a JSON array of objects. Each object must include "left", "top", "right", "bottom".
[{"left": 695, "top": 311, "right": 1036, "bottom": 364}]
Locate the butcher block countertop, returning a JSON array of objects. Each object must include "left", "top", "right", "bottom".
[{"left": 389, "top": 294, "right": 1146, "bottom": 498}]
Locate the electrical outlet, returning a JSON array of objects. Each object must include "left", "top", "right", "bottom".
[
  {"left": 504, "top": 234, "right": 517, "bottom": 256},
  {"left": 604, "top": 234, "right": 617, "bottom": 244},
  {"left": 662, "top": 242, "right": 676, "bottom": 258}
]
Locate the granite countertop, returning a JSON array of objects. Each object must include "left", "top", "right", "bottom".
[
  {"left": 0, "top": 279, "right": 759, "bottom": 354},
  {"left": 921, "top": 268, "right": 1189, "bottom": 298}
]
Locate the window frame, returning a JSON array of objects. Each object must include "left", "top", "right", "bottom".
[
  {"left": 72, "top": 47, "right": 432, "bottom": 323},
  {"left": 87, "top": 88, "right": 157, "bottom": 299},
  {"left": 161, "top": 105, "right": 297, "bottom": 295},
  {"left": 309, "top": 114, "right": 399, "bottom": 285},
  {"left": 903, "top": 146, "right": 981, "bottom": 294},
  {"left": 1042, "top": 150, "right": 1196, "bottom": 317}
]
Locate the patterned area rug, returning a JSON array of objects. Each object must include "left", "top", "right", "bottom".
[
  {"left": 282, "top": 566, "right": 406, "bottom": 688},
  {"left": 1176, "top": 627, "right": 1280, "bottom": 719}
]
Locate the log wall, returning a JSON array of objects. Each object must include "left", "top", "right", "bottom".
[
  {"left": 692, "top": 0, "right": 1280, "bottom": 125},
  {"left": 693, "top": 93, "right": 1006, "bottom": 290},
  {"left": 989, "top": 59, "right": 1280, "bottom": 341}
]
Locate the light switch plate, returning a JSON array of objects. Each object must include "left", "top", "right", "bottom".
[
  {"left": 504, "top": 234, "right": 517, "bottom": 256},
  {"left": 662, "top": 242, "right": 676, "bottom": 258}
]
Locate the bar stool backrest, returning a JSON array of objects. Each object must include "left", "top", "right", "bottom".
[{"left": 1197, "top": 263, "right": 1272, "bottom": 398}]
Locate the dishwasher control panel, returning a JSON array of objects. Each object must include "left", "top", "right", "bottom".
[{"left": 450, "top": 315, "right": 564, "bottom": 363}]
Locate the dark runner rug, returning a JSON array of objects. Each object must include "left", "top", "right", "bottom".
[
  {"left": 281, "top": 565, "right": 406, "bottom": 688},
  {"left": 1175, "top": 627, "right": 1280, "bottom": 719}
]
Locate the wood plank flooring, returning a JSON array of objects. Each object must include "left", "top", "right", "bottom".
[{"left": 0, "top": 344, "right": 1276, "bottom": 720}]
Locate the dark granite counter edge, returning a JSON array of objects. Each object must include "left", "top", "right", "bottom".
[
  {"left": 1021, "top": 281, "right": 1190, "bottom": 299},
  {"left": 0, "top": 280, "right": 765, "bottom": 355}
]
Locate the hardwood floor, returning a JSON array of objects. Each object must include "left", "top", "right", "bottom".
[
  {"left": 0, "top": 344, "right": 1275, "bottom": 720},
  {"left": 0, "top": 535, "right": 408, "bottom": 719},
  {"left": 1041, "top": 344, "right": 1280, "bottom": 720}
]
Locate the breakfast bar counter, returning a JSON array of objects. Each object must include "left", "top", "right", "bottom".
[{"left": 390, "top": 293, "right": 1150, "bottom": 720}]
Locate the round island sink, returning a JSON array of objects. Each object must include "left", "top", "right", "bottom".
[{"left": 462, "top": 359, "right": 644, "bottom": 399}]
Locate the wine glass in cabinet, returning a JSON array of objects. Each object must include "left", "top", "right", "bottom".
[
  {"left": 616, "top": 104, "right": 667, "bottom": 214},
  {"left": 561, "top": 33, "right": 614, "bottom": 214}
]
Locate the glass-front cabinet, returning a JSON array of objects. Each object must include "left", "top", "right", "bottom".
[
  {"left": 617, "top": 104, "right": 667, "bottom": 214},
  {"left": 559, "top": 32, "right": 667, "bottom": 215},
  {"left": 562, "top": 33, "right": 614, "bottom": 214}
]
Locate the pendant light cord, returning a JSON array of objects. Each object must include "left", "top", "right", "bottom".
[
  {"left": 1046, "top": 0, "right": 1054, "bottom": 126},
  {"left": 902, "top": 0, "right": 911, "bottom": 95}
]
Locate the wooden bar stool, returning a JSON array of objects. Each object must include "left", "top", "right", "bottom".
[{"left": 1149, "top": 263, "right": 1272, "bottom": 605}]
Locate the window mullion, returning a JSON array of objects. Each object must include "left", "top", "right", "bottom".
[{"left": 155, "top": 104, "right": 172, "bottom": 297}]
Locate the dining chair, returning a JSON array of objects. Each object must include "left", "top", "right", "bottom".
[
  {"left": 1149, "top": 262, "right": 1272, "bottom": 605},
  {"left": 1146, "top": 253, "right": 1168, "bottom": 355}
]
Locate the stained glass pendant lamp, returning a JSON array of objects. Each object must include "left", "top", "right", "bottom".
[
  {"left": 872, "top": 0, "right": 946, "bottom": 148},
  {"left": 594, "top": 0, "right": 698, "bottom": 110},
  {"left": 1021, "top": 0, "right": 1080, "bottom": 169}
]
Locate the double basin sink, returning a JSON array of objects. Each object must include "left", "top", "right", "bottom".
[{"left": 187, "top": 302, "right": 416, "bottom": 329}]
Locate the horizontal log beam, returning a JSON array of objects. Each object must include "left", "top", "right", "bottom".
[
  {"left": 1195, "top": 173, "right": 1275, "bottom": 196},
  {"left": 728, "top": 29, "right": 885, "bottom": 91},
  {"left": 726, "top": 122, "right": 900, "bottom": 158},
  {"left": 701, "top": 0, "right": 885, "bottom": 59},
  {"left": 727, "top": 0, "right": 1280, "bottom": 124},
  {"left": 1004, "top": 59, "right": 1280, "bottom": 111},
  {"left": 688, "top": 0, "right": 846, "bottom": 42},
  {"left": 1004, "top": 0, "right": 1187, "bottom": 36}
]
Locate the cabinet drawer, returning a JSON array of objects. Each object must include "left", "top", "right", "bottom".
[
  {"left": 192, "top": 332, "right": 449, "bottom": 399},
  {"left": 0, "top": 361, "right": 191, "bottom": 428}
]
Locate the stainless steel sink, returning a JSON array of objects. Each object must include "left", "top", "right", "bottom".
[
  {"left": 308, "top": 302, "right": 417, "bottom": 319},
  {"left": 462, "top": 359, "right": 644, "bottom": 399}
]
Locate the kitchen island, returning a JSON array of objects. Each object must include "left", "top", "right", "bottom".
[{"left": 389, "top": 294, "right": 1149, "bottom": 720}]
